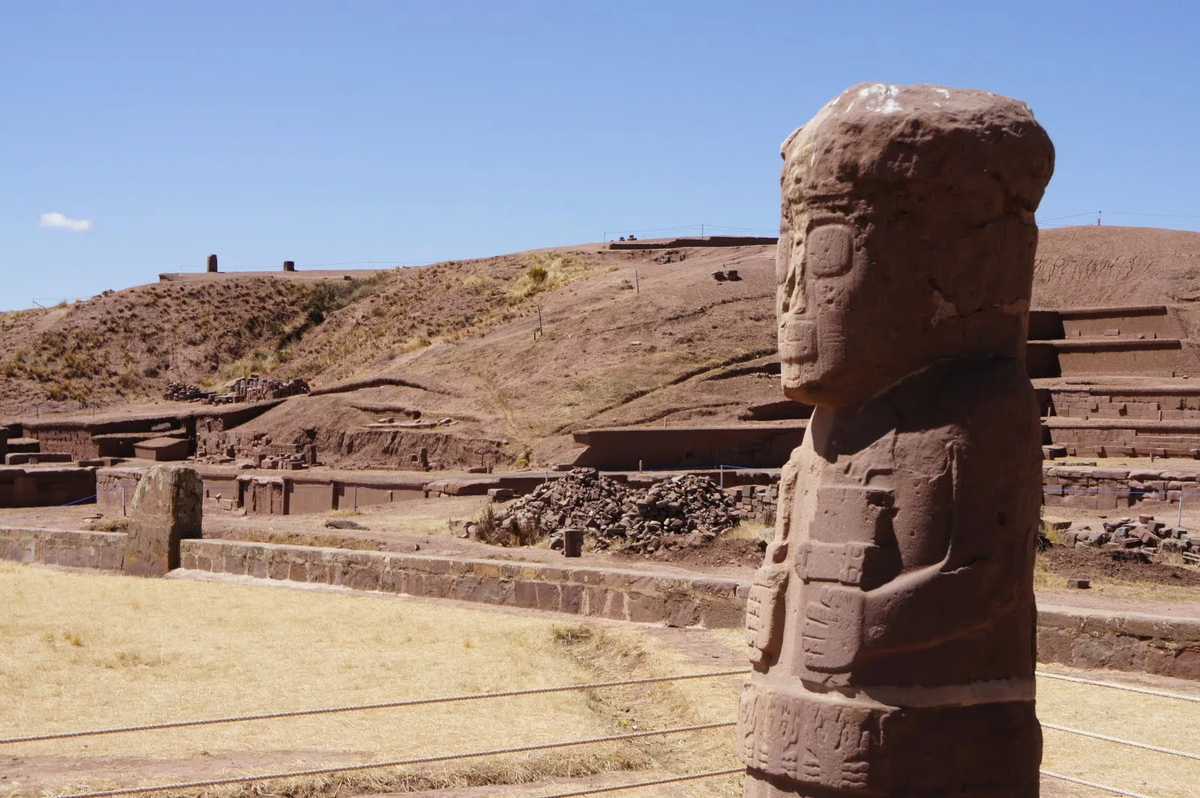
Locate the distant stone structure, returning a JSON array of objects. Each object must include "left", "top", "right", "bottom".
[
  {"left": 283, "top": 260, "right": 296, "bottom": 272},
  {"left": 206, "top": 254, "right": 218, "bottom": 273},
  {"left": 122, "top": 465, "right": 202, "bottom": 577},
  {"left": 739, "top": 84, "right": 1054, "bottom": 796}
]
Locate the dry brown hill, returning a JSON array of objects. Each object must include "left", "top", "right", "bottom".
[
  {"left": 4, "top": 225, "right": 1199, "bottom": 467},
  {"left": 1034, "top": 225, "right": 1200, "bottom": 308}
]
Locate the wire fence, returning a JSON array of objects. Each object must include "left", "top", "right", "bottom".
[
  {"left": 0, "top": 670, "right": 746, "bottom": 746},
  {"left": 2, "top": 663, "right": 1195, "bottom": 797},
  {"left": 1037, "top": 210, "right": 1200, "bottom": 230},
  {"left": 54, "top": 722, "right": 737, "bottom": 798},
  {"left": 602, "top": 223, "right": 777, "bottom": 241}
]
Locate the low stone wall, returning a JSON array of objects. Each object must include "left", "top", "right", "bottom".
[
  {"left": 1037, "top": 604, "right": 1200, "bottom": 681},
  {"left": 180, "top": 539, "right": 748, "bottom": 629},
  {"left": 0, "top": 527, "right": 126, "bottom": 570},
  {"left": 4, "top": 528, "right": 1198, "bottom": 680},
  {"left": 0, "top": 466, "right": 96, "bottom": 508},
  {"left": 1042, "top": 463, "right": 1200, "bottom": 511}
]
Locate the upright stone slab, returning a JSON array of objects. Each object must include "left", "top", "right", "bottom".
[
  {"left": 206, "top": 254, "right": 218, "bottom": 273},
  {"left": 740, "top": 84, "right": 1054, "bottom": 797},
  {"left": 123, "top": 465, "right": 203, "bottom": 577}
]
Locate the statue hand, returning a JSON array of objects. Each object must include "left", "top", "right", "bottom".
[{"left": 802, "top": 584, "right": 864, "bottom": 671}]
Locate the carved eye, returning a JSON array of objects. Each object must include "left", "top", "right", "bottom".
[{"left": 805, "top": 224, "right": 853, "bottom": 277}]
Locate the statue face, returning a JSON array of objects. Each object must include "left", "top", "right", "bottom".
[{"left": 777, "top": 215, "right": 870, "bottom": 406}]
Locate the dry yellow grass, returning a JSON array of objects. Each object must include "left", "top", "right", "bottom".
[
  {"left": 0, "top": 563, "right": 734, "bottom": 797},
  {"left": 4, "top": 562, "right": 1197, "bottom": 797},
  {"left": 1037, "top": 666, "right": 1200, "bottom": 798}
]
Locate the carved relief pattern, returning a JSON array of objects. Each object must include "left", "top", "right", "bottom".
[{"left": 739, "top": 685, "right": 882, "bottom": 789}]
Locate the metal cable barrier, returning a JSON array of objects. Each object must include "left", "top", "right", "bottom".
[
  {"left": 1036, "top": 670, "right": 1200, "bottom": 796},
  {"left": 54, "top": 721, "right": 736, "bottom": 798},
  {"left": 1043, "top": 722, "right": 1200, "bottom": 761},
  {"left": 533, "top": 767, "right": 744, "bottom": 797},
  {"left": 1039, "top": 770, "right": 1153, "bottom": 798},
  {"left": 6, "top": 662, "right": 1194, "bottom": 795},
  {"left": 1036, "top": 670, "right": 1200, "bottom": 705},
  {"left": 0, "top": 670, "right": 747, "bottom": 745}
]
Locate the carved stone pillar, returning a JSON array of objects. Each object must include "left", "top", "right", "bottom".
[{"left": 740, "top": 83, "right": 1055, "bottom": 797}]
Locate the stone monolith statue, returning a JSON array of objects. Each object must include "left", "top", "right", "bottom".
[
  {"left": 123, "top": 465, "right": 203, "bottom": 577},
  {"left": 739, "top": 83, "right": 1054, "bottom": 797}
]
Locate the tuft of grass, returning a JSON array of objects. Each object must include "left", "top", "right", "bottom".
[
  {"left": 507, "top": 254, "right": 594, "bottom": 300},
  {"left": 461, "top": 274, "right": 494, "bottom": 295}
]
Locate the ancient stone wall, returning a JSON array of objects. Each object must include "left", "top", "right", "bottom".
[
  {"left": 1037, "top": 605, "right": 1200, "bottom": 681},
  {"left": 0, "top": 467, "right": 96, "bottom": 508},
  {"left": 0, "top": 527, "right": 126, "bottom": 570},
  {"left": 180, "top": 539, "right": 747, "bottom": 628},
  {"left": 22, "top": 427, "right": 97, "bottom": 460},
  {"left": 1043, "top": 463, "right": 1200, "bottom": 511},
  {"left": 1049, "top": 388, "right": 1200, "bottom": 422},
  {"left": 572, "top": 424, "right": 806, "bottom": 470},
  {"left": 1047, "top": 418, "right": 1200, "bottom": 458},
  {"left": 96, "top": 468, "right": 143, "bottom": 515},
  {"left": 1, "top": 528, "right": 1198, "bottom": 680}
]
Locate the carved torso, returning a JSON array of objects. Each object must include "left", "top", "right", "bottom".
[{"left": 740, "top": 356, "right": 1042, "bottom": 794}]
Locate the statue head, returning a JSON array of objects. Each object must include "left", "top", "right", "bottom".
[{"left": 777, "top": 83, "right": 1055, "bottom": 407}]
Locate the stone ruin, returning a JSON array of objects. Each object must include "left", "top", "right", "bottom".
[
  {"left": 163, "top": 381, "right": 204, "bottom": 401},
  {"left": 164, "top": 376, "right": 311, "bottom": 404},
  {"left": 486, "top": 468, "right": 740, "bottom": 553},
  {"left": 233, "top": 376, "right": 310, "bottom": 403},
  {"left": 739, "top": 84, "right": 1054, "bottom": 796}
]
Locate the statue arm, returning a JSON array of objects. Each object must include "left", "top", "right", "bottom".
[{"left": 859, "top": 415, "right": 1039, "bottom": 654}]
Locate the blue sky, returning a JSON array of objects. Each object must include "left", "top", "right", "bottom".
[{"left": 2, "top": 1, "right": 1198, "bottom": 310}]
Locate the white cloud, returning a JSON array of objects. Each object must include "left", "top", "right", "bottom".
[{"left": 39, "top": 212, "right": 92, "bottom": 232}]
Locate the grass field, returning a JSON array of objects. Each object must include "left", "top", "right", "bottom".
[
  {"left": 0, "top": 562, "right": 740, "bottom": 797},
  {"left": 2, "top": 562, "right": 1197, "bottom": 797}
]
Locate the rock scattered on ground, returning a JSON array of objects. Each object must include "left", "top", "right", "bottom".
[
  {"left": 325, "top": 518, "right": 368, "bottom": 531},
  {"left": 1058, "top": 514, "right": 1199, "bottom": 562},
  {"left": 488, "top": 468, "right": 739, "bottom": 554}
]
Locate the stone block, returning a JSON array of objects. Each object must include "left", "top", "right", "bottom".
[{"left": 122, "top": 465, "right": 202, "bottom": 577}]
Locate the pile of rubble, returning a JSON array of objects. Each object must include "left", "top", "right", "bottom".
[
  {"left": 488, "top": 468, "right": 739, "bottom": 554},
  {"left": 1060, "top": 514, "right": 1200, "bottom": 563},
  {"left": 163, "top": 381, "right": 205, "bottom": 401}
]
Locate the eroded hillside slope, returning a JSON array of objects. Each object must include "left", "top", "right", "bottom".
[{"left": 6, "top": 225, "right": 1200, "bottom": 466}]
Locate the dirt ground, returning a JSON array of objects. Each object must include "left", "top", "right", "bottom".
[{"left": 1046, "top": 544, "right": 1200, "bottom": 587}]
